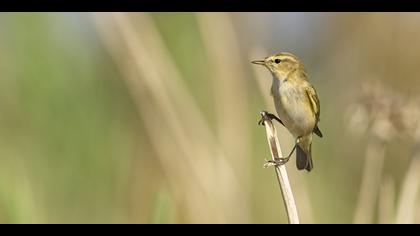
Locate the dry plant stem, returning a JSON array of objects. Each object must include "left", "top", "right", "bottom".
[{"left": 261, "top": 113, "right": 299, "bottom": 224}]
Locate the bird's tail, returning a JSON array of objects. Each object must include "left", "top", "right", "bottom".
[{"left": 296, "top": 136, "right": 313, "bottom": 172}]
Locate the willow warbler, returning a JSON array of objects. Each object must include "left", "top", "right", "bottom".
[{"left": 252, "top": 52, "right": 323, "bottom": 172}]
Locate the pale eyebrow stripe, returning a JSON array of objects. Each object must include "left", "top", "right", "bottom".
[
  {"left": 270, "top": 53, "right": 299, "bottom": 63},
  {"left": 280, "top": 57, "right": 296, "bottom": 63},
  {"left": 279, "top": 54, "right": 298, "bottom": 62}
]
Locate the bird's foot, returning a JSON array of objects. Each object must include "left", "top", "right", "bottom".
[
  {"left": 263, "top": 156, "right": 290, "bottom": 168},
  {"left": 258, "top": 111, "right": 283, "bottom": 126}
]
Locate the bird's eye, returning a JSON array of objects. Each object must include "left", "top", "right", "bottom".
[{"left": 274, "top": 58, "right": 281, "bottom": 64}]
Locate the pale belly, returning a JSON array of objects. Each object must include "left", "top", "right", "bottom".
[{"left": 272, "top": 80, "right": 315, "bottom": 138}]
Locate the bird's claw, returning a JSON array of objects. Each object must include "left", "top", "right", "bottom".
[
  {"left": 258, "top": 111, "right": 283, "bottom": 126},
  {"left": 263, "top": 157, "right": 290, "bottom": 168},
  {"left": 258, "top": 111, "right": 270, "bottom": 126},
  {"left": 258, "top": 118, "right": 266, "bottom": 126}
]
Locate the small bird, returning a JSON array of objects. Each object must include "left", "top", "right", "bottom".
[{"left": 252, "top": 52, "right": 323, "bottom": 171}]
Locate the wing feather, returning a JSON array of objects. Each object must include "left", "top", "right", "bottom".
[
  {"left": 305, "top": 84, "right": 320, "bottom": 123},
  {"left": 305, "top": 84, "right": 323, "bottom": 138}
]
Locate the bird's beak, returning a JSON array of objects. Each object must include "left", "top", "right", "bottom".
[{"left": 251, "top": 59, "right": 266, "bottom": 66}]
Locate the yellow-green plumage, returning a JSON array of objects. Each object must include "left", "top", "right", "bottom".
[{"left": 253, "top": 52, "right": 322, "bottom": 171}]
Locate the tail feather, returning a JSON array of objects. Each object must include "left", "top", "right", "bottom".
[
  {"left": 296, "top": 144, "right": 313, "bottom": 172},
  {"left": 305, "top": 147, "right": 313, "bottom": 171}
]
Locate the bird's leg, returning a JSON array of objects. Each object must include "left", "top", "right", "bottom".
[
  {"left": 263, "top": 137, "right": 300, "bottom": 168},
  {"left": 258, "top": 111, "right": 284, "bottom": 126},
  {"left": 285, "top": 137, "right": 301, "bottom": 159}
]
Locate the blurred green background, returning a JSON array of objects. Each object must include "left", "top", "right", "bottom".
[{"left": 0, "top": 12, "right": 419, "bottom": 224}]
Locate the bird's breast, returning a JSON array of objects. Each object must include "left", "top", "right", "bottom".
[{"left": 271, "top": 79, "right": 315, "bottom": 137}]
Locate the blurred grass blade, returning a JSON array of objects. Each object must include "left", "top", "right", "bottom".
[
  {"left": 92, "top": 12, "right": 250, "bottom": 223},
  {"left": 395, "top": 155, "right": 420, "bottom": 224},
  {"left": 151, "top": 188, "right": 172, "bottom": 224},
  {"left": 196, "top": 12, "right": 251, "bottom": 222},
  {"left": 378, "top": 177, "right": 395, "bottom": 224},
  {"left": 354, "top": 137, "right": 386, "bottom": 224}
]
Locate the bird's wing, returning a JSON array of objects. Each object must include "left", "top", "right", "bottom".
[
  {"left": 305, "top": 84, "right": 320, "bottom": 123},
  {"left": 305, "top": 84, "right": 323, "bottom": 137}
]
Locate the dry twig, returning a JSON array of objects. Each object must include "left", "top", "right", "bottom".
[{"left": 260, "top": 111, "right": 299, "bottom": 224}]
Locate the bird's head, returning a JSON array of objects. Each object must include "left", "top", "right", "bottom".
[{"left": 252, "top": 52, "right": 304, "bottom": 80}]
